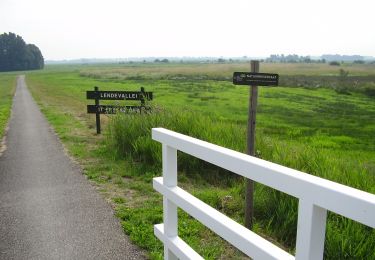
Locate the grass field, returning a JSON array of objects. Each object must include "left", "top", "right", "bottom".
[
  {"left": 0, "top": 73, "right": 16, "bottom": 139},
  {"left": 25, "top": 62, "right": 375, "bottom": 259}
]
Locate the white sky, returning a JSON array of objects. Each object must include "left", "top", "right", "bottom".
[{"left": 0, "top": 0, "right": 374, "bottom": 60}]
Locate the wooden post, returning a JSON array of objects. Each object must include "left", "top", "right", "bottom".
[
  {"left": 140, "top": 87, "right": 145, "bottom": 114},
  {"left": 244, "top": 60, "right": 259, "bottom": 229},
  {"left": 140, "top": 87, "right": 145, "bottom": 105},
  {"left": 94, "top": 86, "right": 101, "bottom": 134}
]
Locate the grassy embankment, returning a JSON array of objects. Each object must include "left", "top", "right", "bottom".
[
  {"left": 26, "top": 62, "right": 375, "bottom": 259},
  {"left": 0, "top": 73, "right": 17, "bottom": 139}
]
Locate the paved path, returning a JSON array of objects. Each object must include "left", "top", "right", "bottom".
[{"left": 0, "top": 76, "right": 144, "bottom": 259}]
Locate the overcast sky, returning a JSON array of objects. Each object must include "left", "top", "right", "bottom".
[{"left": 1, "top": 0, "right": 374, "bottom": 60}]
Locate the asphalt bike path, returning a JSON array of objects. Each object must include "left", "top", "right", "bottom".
[{"left": 0, "top": 76, "right": 144, "bottom": 259}]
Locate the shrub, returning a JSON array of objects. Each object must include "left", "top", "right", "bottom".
[
  {"left": 364, "top": 86, "right": 375, "bottom": 97},
  {"left": 329, "top": 61, "right": 340, "bottom": 66},
  {"left": 353, "top": 60, "right": 365, "bottom": 64},
  {"left": 335, "top": 69, "right": 351, "bottom": 94}
]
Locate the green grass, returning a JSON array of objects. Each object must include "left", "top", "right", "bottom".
[
  {"left": 0, "top": 73, "right": 16, "bottom": 139},
  {"left": 25, "top": 62, "right": 375, "bottom": 259}
]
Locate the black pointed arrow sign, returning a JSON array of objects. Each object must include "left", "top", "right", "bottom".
[{"left": 233, "top": 72, "right": 279, "bottom": 86}]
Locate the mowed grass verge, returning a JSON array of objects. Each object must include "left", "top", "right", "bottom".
[
  {"left": 26, "top": 63, "right": 375, "bottom": 259},
  {"left": 0, "top": 73, "right": 17, "bottom": 139}
]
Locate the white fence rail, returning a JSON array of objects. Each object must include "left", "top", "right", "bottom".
[{"left": 152, "top": 128, "right": 375, "bottom": 260}]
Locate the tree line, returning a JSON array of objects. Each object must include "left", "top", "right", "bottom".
[
  {"left": 266, "top": 54, "right": 324, "bottom": 63},
  {"left": 0, "top": 32, "right": 44, "bottom": 72}
]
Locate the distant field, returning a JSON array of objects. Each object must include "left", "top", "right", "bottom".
[
  {"left": 79, "top": 62, "right": 375, "bottom": 77},
  {"left": 0, "top": 73, "right": 16, "bottom": 139},
  {"left": 80, "top": 62, "right": 375, "bottom": 97},
  {"left": 26, "top": 62, "right": 375, "bottom": 259}
]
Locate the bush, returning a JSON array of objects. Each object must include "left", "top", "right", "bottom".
[
  {"left": 329, "top": 61, "right": 340, "bottom": 66},
  {"left": 364, "top": 87, "right": 375, "bottom": 97},
  {"left": 335, "top": 69, "right": 351, "bottom": 94}
]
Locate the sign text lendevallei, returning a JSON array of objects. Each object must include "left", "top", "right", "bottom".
[{"left": 86, "top": 90, "right": 153, "bottom": 101}]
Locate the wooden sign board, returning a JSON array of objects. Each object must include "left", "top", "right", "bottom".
[
  {"left": 233, "top": 72, "right": 279, "bottom": 86},
  {"left": 87, "top": 105, "right": 150, "bottom": 114},
  {"left": 86, "top": 86, "right": 153, "bottom": 134},
  {"left": 86, "top": 90, "right": 153, "bottom": 101}
]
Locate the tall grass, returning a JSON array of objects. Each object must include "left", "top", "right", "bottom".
[
  {"left": 107, "top": 106, "right": 246, "bottom": 184},
  {"left": 107, "top": 106, "right": 375, "bottom": 259}
]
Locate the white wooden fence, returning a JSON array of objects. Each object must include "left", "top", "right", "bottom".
[{"left": 152, "top": 128, "right": 375, "bottom": 260}]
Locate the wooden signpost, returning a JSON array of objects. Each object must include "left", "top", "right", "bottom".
[
  {"left": 233, "top": 61, "right": 279, "bottom": 229},
  {"left": 86, "top": 86, "right": 153, "bottom": 134}
]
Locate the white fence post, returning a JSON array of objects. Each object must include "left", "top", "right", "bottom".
[
  {"left": 162, "top": 144, "right": 178, "bottom": 260},
  {"left": 295, "top": 199, "right": 327, "bottom": 260}
]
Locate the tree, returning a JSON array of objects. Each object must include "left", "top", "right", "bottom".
[
  {"left": 0, "top": 32, "right": 44, "bottom": 72},
  {"left": 26, "top": 44, "right": 44, "bottom": 69}
]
